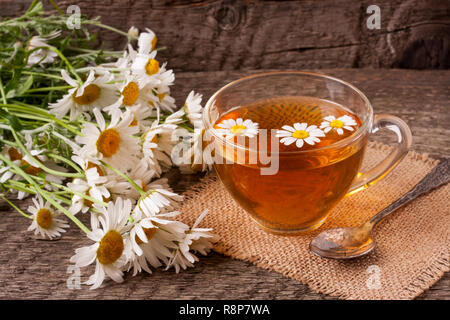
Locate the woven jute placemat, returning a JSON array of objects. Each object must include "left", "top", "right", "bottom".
[{"left": 178, "top": 142, "right": 450, "bottom": 300}]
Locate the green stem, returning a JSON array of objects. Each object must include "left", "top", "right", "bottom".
[
  {"left": 46, "top": 153, "right": 83, "bottom": 174},
  {"left": 22, "top": 71, "right": 64, "bottom": 81},
  {"left": 100, "top": 160, "right": 146, "bottom": 196},
  {"left": 26, "top": 86, "right": 72, "bottom": 93},
  {"left": 0, "top": 78, "right": 7, "bottom": 104},
  {"left": 6, "top": 102, "right": 83, "bottom": 136},
  {"left": 46, "top": 47, "right": 82, "bottom": 84},
  {"left": 10, "top": 128, "right": 84, "bottom": 178},
  {"left": 0, "top": 194, "right": 32, "bottom": 219},
  {"left": 0, "top": 154, "right": 90, "bottom": 234},
  {"left": 178, "top": 122, "right": 195, "bottom": 133},
  {"left": 2, "top": 182, "right": 36, "bottom": 197},
  {"left": 6, "top": 112, "right": 53, "bottom": 123},
  {"left": 36, "top": 179, "right": 108, "bottom": 207},
  {"left": 47, "top": 0, "right": 64, "bottom": 15},
  {"left": 39, "top": 187, "right": 90, "bottom": 234},
  {"left": 85, "top": 20, "right": 132, "bottom": 39}
]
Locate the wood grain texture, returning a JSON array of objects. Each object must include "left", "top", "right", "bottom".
[
  {"left": 0, "top": 69, "right": 448, "bottom": 300},
  {"left": 1, "top": 0, "right": 449, "bottom": 71}
]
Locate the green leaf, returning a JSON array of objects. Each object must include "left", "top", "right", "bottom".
[
  {"left": 15, "top": 75, "right": 34, "bottom": 97},
  {"left": 0, "top": 109, "right": 23, "bottom": 131}
]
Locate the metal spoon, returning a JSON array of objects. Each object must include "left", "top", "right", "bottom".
[{"left": 310, "top": 158, "right": 450, "bottom": 259}]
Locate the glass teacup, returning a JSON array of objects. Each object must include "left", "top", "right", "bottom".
[{"left": 203, "top": 71, "right": 412, "bottom": 234}]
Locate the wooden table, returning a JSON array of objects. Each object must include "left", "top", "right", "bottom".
[{"left": 0, "top": 69, "right": 448, "bottom": 299}]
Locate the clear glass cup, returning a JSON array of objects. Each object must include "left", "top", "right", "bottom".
[{"left": 203, "top": 71, "right": 412, "bottom": 234}]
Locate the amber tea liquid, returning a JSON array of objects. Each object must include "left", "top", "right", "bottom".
[{"left": 213, "top": 96, "right": 366, "bottom": 233}]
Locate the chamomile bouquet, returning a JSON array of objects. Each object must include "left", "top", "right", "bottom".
[{"left": 0, "top": 1, "right": 215, "bottom": 289}]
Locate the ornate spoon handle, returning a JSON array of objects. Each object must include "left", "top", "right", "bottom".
[{"left": 369, "top": 158, "right": 450, "bottom": 227}]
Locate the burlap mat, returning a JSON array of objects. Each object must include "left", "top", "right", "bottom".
[{"left": 178, "top": 142, "right": 450, "bottom": 300}]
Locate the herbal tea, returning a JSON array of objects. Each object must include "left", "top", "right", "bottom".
[{"left": 213, "top": 96, "right": 366, "bottom": 233}]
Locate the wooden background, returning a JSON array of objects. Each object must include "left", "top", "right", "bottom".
[
  {"left": 1, "top": 0, "right": 450, "bottom": 71},
  {"left": 0, "top": 0, "right": 449, "bottom": 300}
]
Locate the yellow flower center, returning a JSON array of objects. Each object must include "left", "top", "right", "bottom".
[
  {"left": 96, "top": 129, "right": 121, "bottom": 157},
  {"left": 8, "top": 147, "right": 22, "bottom": 161},
  {"left": 151, "top": 36, "right": 157, "bottom": 50},
  {"left": 21, "top": 160, "right": 42, "bottom": 175},
  {"left": 86, "top": 162, "right": 105, "bottom": 176},
  {"left": 230, "top": 124, "right": 246, "bottom": 134},
  {"left": 72, "top": 84, "right": 101, "bottom": 105},
  {"left": 330, "top": 119, "right": 344, "bottom": 128},
  {"left": 96, "top": 230, "right": 124, "bottom": 265},
  {"left": 145, "top": 59, "right": 159, "bottom": 75},
  {"left": 83, "top": 188, "right": 111, "bottom": 208},
  {"left": 148, "top": 132, "right": 158, "bottom": 143},
  {"left": 129, "top": 117, "right": 138, "bottom": 127},
  {"left": 135, "top": 227, "right": 157, "bottom": 245},
  {"left": 157, "top": 92, "right": 166, "bottom": 101},
  {"left": 292, "top": 130, "right": 309, "bottom": 139},
  {"left": 122, "top": 81, "right": 139, "bottom": 106},
  {"left": 36, "top": 208, "right": 52, "bottom": 229}
]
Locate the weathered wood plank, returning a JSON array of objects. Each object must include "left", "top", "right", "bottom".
[
  {"left": 1, "top": 0, "right": 449, "bottom": 71},
  {"left": 0, "top": 69, "right": 448, "bottom": 299}
]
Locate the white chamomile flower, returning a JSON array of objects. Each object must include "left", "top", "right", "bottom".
[
  {"left": 0, "top": 146, "right": 66, "bottom": 199},
  {"left": 66, "top": 177, "right": 110, "bottom": 215},
  {"left": 178, "top": 128, "right": 213, "bottom": 174},
  {"left": 127, "top": 104, "right": 155, "bottom": 131},
  {"left": 137, "top": 28, "right": 157, "bottom": 54},
  {"left": 49, "top": 70, "right": 118, "bottom": 121},
  {"left": 276, "top": 123, "right": 325, "bottom": 149},
  {"left": 123, "top": 159, "right": 157, "bottom": 201},
  {"left": 27, "top": 195, "right": 69, "bottom": 239},
  {"left": 26, "top": 30, "right": 60, "bottom": 66},
  {"left": 134, "top": 178, "right": 183, "bottom": 217},
  {"left": 127, "top": 26, "right": 139, "bottom": 40},
  {"left": 142, "top": 123, "right": 176, "bottom": 175},
  {"left": 105, "top": 73, "right": 154, "bottom": 112},
  {"left": 0, "top": 146, "right": 22, "bottom": 184},
  {"left": 131, "top": 50, "right": 161, "bottom": 86},
  {"left": 75, "top": 108, "right": 140, "bottom": 172},
  {"left": 320, "top": 115, "right": 358, "bottom": 135},
  {"left": 70, "top": 198, "right": 133, "bottom": 289},
  {"left": 183, "top": 91, "right": 203, "bottom": 128},
  {"left": 146, "top": 87, "right": 177, "bottom": 112},
  {"left": 166, "top": 210, "right": 216, "bottom": 273},
  {"left": 153, "top": 65, "right": 175, "bottom": 95},
  {"left": 127, "top": 211, "right": 187, "bottom": 275},
  {"left": 215, "top": 118, "right": 259, "bottom": 139}
]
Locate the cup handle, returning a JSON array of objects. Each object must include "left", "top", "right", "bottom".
[{"left": 347, "top": 114, "right": 413, "bottom": 195}]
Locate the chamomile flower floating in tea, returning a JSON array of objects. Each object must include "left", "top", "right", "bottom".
[
  {"left": 49, "top": 70, "right": 118, "bottom": 121},
  {"left": 27, "top": 195, "right": 69, "bottom": 240},
  {"left": 320, "top": 115, "right": 357, "bottom": 135},
  {"left": 276, "top": 123, "right": 325, "bottom": 148},
  {"left": 215, "top": 118, "right": 259, "bottom": 139}
]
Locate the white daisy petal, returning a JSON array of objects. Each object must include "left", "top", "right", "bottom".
[
  {"left": 295, "top": 139, "right": 304, "bottom": 148},
  {"left": 281, "top": 125, "right": 295, "bottom": 132}
]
